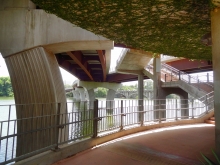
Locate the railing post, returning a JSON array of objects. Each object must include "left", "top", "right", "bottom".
[
  {"left": 54, "top": 103, "right": 61, "bottom": 150},
  {"left": 188, "top": 75, "right": 191, "bottom": 84},
  {"left": 141, "top": 100, "right": 144, "bottom": 126},
  {"left": 175, "top": 99, "right": 178, "bottom": 120},
  {"left": 191, "top": 99, "right": 194, "bottom": 119},
  {"left": 198, "top": 79, "right": 200, "bottom": 90},
  {"left": 206, "top": 95, "right": 208, "bottom": 114},
  {"left": 93, "top": 99, "right": 98, "bottom": 138},
  {"left": 179, "top": 71, "right": 181, "bottom": 80},
  {"left": 159, "top": 100, "right": 161, "bottom": 123},
  {"left": 165, "top": 74, "right": 166, "bottom": 82},
  {"left": 171, "top": 72, "right": 172, "bottom": 81},
  {"left": 207, "top": 73, "right": 209, "bottom": 82},
  {"left": 120, "top": 100, "right": 124, "bottom": 130}
]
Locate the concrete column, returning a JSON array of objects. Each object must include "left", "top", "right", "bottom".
[
  {"left": 211, "top": 8, "right": 220, "bottom": 156},
  {"left": 5, "top": 47, "right": 67, "bottom": 157},
  {"left": 153, "top": 56, "right": 166, "bottom": 121},
  {"left": 72, "top": 90, "right": 80, "bottom": 101},
  {"left": 87, "top": 89, "right": 95, "bottom": 109},
  {"left": 106, "top": 89, "right": 116, "bottom": 110},
  {"left": 138, "top": 74, "right": 144, "bottom": 124},
  {"left": 76, "top": 87, "right": 86, "bottom": 101}
]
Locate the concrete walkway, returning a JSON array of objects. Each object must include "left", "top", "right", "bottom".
[{"left": 53, "top": 124, "right": 215, "bottom": 165}]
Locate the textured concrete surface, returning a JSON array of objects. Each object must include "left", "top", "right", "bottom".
[
  {"left": 212, "top": 8, "right": 220, "bottom": 155},
  {"left": 53, "top": 124, "right": 215, "bottom": 165}
]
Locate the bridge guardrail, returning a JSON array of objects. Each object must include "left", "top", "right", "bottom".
[
  {"left": 161, "top": 63, "right": 213, "bottom": 89},
  {"left": 0, "top": 93, "right": 214, "bottom": 164}
]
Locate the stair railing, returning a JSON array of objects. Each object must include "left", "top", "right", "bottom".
[
  {"left": 161, "top": 63, "right": 214, "bottom": 91},
  {"left": 196, "top": 91, "right": 214, "bottom": 115}
]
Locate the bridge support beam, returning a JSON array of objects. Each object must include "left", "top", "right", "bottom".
[
  {"left": 76, "top": 87, "right": 87, "bottom": 101},
  {"left": 87, "top": 89, "right": 95, "bottom": 109},
  {"left": 4, "top": 47, "right": 68, "bottom": 157},
  {"left": 106, "top": 89, "right": 117, "bottom": 110},
  {"left": 212, "top": 8, "right": 220, "bottom": 156}
]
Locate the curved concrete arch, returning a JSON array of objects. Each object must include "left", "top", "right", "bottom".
[
  {"left": 5, "top": 46, "right": 68, "bottom": 157},
  {"left": 163, "top": 89, "right": 189, "bottom": 119},
  {"left": 166, "top": 93, "right": 181, "bottom": 98},
  {"left": 164, "top": 91, "right": 187, "bottom": 100}
]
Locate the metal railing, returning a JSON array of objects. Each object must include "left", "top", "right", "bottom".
[
  {"left": 161, "top": 63, "right": 214, "bottom": 89},
  {"left": 0, "top": 94, "right": 214, "bottom": 164},
  {"left": 145, "top": 63, "right": 213, "bottom": 93}
]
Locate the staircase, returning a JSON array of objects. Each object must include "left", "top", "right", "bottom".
[
  {"left": 144, "top": 63, "right": 214, "bottom": 123},
  {"left": 205, "top": 115, "right": 215, "bottom": 124},
  {"left": 144, "top": 63, "right": 214, "bottom": 101}
]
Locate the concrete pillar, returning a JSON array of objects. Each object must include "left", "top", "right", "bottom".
[
  {"left": 72, "top": 90, "right": 80, "bottom": 101},
  {"left": 106, "top": 89, "right": 116, "bottom": 110},
  {"left": 76, "top": 87, "right": 86, "bottom": 101},
  {"left": 153, "top": 56, "right": 166, "bottom": 121},
  {"left": 211, "top": 8, "right": 220, "bottom": 156},
  {"left": 87, "top": 89, "right": 95, "bottom": 109},
  {"left": 138, "top": 74, "right": 144, "bottom": 124},
  {"left": 5, "top": 47, "right": 67, "bottom": 157}
]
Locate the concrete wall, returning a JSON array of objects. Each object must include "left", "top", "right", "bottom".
[{"left": 0, "top": 0, "right": 36, "bottom": 10}]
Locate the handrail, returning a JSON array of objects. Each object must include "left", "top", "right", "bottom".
[
  {"left": 0, "top": 95, "right": 214, "bottom": 164},
  {"left": 161, "top": 63, "right": 214, "bottom": 89}
]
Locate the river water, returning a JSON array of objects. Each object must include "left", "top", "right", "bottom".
[
  {"left": 0, "top": 97, "right": 205, "bottom": 164},
  {"left": 0, "top": 97, "right": 75, "bottom": 164}
]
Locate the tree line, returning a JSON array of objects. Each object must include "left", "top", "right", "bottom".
[
  {"left": 0, "top": 78, "right": 178, "bottom": 99},
  {"left": 0, "top": 77, "right": 13, "bottom": 97}
]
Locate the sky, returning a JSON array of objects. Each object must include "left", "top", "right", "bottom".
[{"left": 0, "top": 47, "right": 138, "bottom": 85}]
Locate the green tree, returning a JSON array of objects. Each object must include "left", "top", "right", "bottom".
[
  {"left": 119, "top": 84, "right": 137, "bottom": 91},
  {"left": 144, "top": 80, "right": 153, "bottom": 90},
  {"left": 0, "top": 77, "right": 14, "bottom": 97},
  {"left": 66, "top": 92, "right": 73, "bottom": 98},
  {"left": 95, "top": 87, "right": 108, "bottom": 98}
]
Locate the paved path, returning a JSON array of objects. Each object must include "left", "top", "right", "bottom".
[{"left": 53, "top": 124, "right": 215, "bottom": 165}]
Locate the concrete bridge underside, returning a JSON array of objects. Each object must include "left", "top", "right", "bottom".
[{"left": 1, "top": 0, "right": 220, "bottom": 162}]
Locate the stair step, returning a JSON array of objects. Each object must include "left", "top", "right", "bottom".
[
  {"left": 210, "top": 117, "right": 215, "bottom": 121},
  {"left": 205, "top": 119, "right": 215, "bottom": 125}
]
